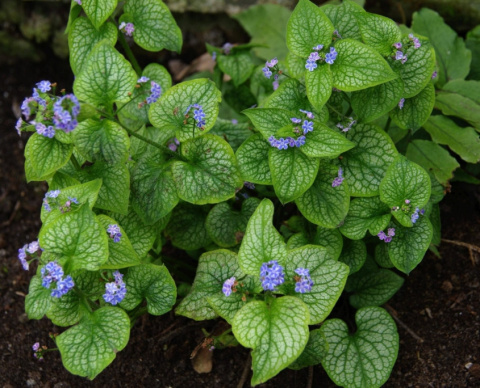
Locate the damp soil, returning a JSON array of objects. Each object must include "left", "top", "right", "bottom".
[{"left": 1, "top": 28, "right": 480, "bottom": 388}]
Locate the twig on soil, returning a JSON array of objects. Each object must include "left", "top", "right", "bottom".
[
  {"left": 441, "top": 238, "right": 479, "bottom": 266},
  {"left": 237, "top": 353, "right": 251, "bottom": 388},
  {"left": 1, "top": 200, "right": 21, "bottom": 227},
  {"left": 306, "top": 366, "right": 314, "bottom": 388},
  {"left": 148, "top": 320, "right": 204, "bottom": 344},
  {"left": 385, "top": 304, "right": 424, "bottom": 343}
]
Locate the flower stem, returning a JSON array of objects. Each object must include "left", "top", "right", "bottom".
[
  {"left": 118, "top": 32, "right": 142, "bottom": 76},
  {"left": 384, "top": 116, "right": 392, "bottom": 132}
]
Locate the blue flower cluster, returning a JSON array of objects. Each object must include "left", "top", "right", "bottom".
[
  {"left": 305, "top": 45, "right": 337, "bottom": 71},
  {"left": 336, "top": 116, "right": 356, "bottom": 133},
  {"left": 222, "top": 276, "right": 236, "bottom": 297},
  {"left": 42, "top": 189, "right": 60, "bottom": 212},
  {"left": 332, "top": 167, "right": 344, "bottom": 188},
  {"left": 378, "top": 228, "right": 395, "bottom": 243},
  {"left": 411, "top": 207, "right": 424, "bottom": 223},
  {"left": 146, "top": 81, "right": 162, "bottom": 104},
  {"left": 260, "top": 260, "right": 285, "bottom": 291},
  {"left": 294, "top": 268, "right": 314, "bottom": 293},
  {"left": 185, "top": 103, "right": 206, "bottom": 128},
  {"left": 41, "top": 261, "right": 74, "bottom": 298},
  {"left": 103, "top": 270, "right": 127, "bottom": 305},
  {"left": 325, "top": 47, "right": 338, "bottom": 65},
  {"left": 393, "top": 34, "right": 421, "bottom": 65},
  {"left": 268, "top": 110, "right": 315, "bottom": 150},
  {"left": 262, "top": 57, "right": 278, "bottom": 79},
  {"left": 119, "top": 22, "right": 134, "bottom": 36},
  {"left": 17, "top": 240, "right": 40, "bottom": 271},
  {"left": 32, "top": 342, "right": 44, "bottom": 360},
  {"left": 107, "top": 224, "right": 122, "bottom": 243},
  {"left": 53, "top": 94, "right": 80, "bottom": 133}
]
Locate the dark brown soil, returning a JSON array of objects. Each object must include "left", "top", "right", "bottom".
[{"left": 1, "top": 27, "right": 480, "bottom": 388}]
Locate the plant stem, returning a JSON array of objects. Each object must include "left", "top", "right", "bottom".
[
  {"left": 71, "top": 154, "right": 82, "bottom": 171},
  {"left": 384, "top": 116, "right": 392, "bottom": 132},
  {"left": 118, "top": 32, "right": 142, "bottom": 76},
  {"left": 326, "top": 103, "right": 343, "bottom": 118}
]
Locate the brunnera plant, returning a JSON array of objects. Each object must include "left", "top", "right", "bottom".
[{"left": 16, "top": 0, "right": 462, "bottom": 386}]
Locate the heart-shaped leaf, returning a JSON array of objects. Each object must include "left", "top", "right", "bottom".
[
  {"left": 232, "top": 297, "right": 310, "bottom": 386},
  {"left": 355, "top": 12, "right": 401, "bottom": 56},
  {"left": 80, "top": 0, "right": 118, "bottom": 30},
  {"left": 320, "top": 306, "right": 399, "bottom": 388},
  {"left": 56, "top": 307, "right": 130, "bottom": 379},
  {"left": 236, "top": 134, "right": 272, "bottom": 184}
]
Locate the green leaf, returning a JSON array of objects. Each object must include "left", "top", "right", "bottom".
[
  {"left": 217, "top": 49, "right": 255, "bottom": 87},
  {"left": 40, "top": 179, "right": 102, "bottom": 226},
  {"left": 287, "top": 227, "right": 343, "bottom": 261},
  {"left": 286, "top": 52, "right": 307, "bottom": 79},
  {"left": 205, "top": 198, "right": 260, "bottom": 248},
  {"left": 232, "top": 297, "right": 310, "bottom": 386},
  {"left": 176, "top": 250, "right": 259, "bottom": 321},
  {"left": 340, "top": 197, "right": 391, "bottom": 240},
  {"left": 78, "top": 162, "right": 130, "bottom": 215},
  {"left": 47, "top": 270, "right": 104, "bottom": 327},
  {"left": 165, "top": 203, "right": 210, "bottom": 250},
  {"left": 131, "top": 154, "right": 179, "bottom": 225},
  {"left": 121, "top": 264, "right": 176, "bottom": 315},
  {"left": 69, "top": 17, "right": 117, "bottom": 75},
  {"left": 123, "top": 0, "right": 182, "bottom": 53},
  {"left": 264, "top": 78, "right": 310, "bottom": 112},
  {"left": 430, "top": 203, "right": 441, "bottom": 246},
  {"left": 322, "top": 0, "right": 365, "bottom": 40},
  {"left": 423, "top": 115, "right": 480, "bottom": 163},
  {"left": 355, "top": 12, "right": 401, "bottom": 56},
  {"left": 39, "top": 205, "right": 109, "bottom": 271},
  {"left": 340, "top": 123, "right": 398, "bottom": 196},
  {"left": 287, "top": 0, "right": 334, "bottom": 58},
  {"left": 305, "top": 65, "right": 333, "bottom": 111},
  {"left": 289, "top": 329, "right": 328, "bottom": 370},
  {"left": 96, "top": 215, "right": 140, "bottom": 269},
  {"left": 406, "top": 140, "right": 459, "bottom": 185},
  {"left": 351, "top": 78, "right": 403, "bottom": 123},
  {"left": 74, "top": 41, "right": 137, "bottom": 108},
  {"left": 390, "top": 83, "right": 435, "bottom": 131},
  {"left": 347, "top": 266, "right": 404, "bottom": 309},
  {"left": 442, "top": 80, "right": 480, "bottom": 104},
  {"left": 171, "top": 134, "right": 243, "bottom": 204},
  {"left": 282, "top": 246, "right": 349, "bottom": 324},
  {"left": 388, "top": 215, "right": 433, "bottom": 273},
  {"left": 223, "top": 83, "right": 257, "bottom": 116},
  {"left": 331, "top": 39, "right": 397, "bottom": 92},
  {"left": 435, "top": 90, "right": 480, "bottom": 130},
  {"left": 466, "top": 26, "right": 480, "bottom": 80},
  {"left": 149, "top": 79, "right": 221, "bottom": 142},
  {"left": 73, "top": 119, "right": 130, "bottom": 164},
  {"left": 25, "top": 276, "right": 53, "bottom": 320},
  {"left": 209, "top": 118, "right": 253, "bottom": 152},
  {"left": 269, "top": 146, "right": 319, "bottom": 204},
  {"left": 296, "top": 161, "right": 350, "bottom": 228},
  {"left": 375, "top": 242, "right": 394, "bottom": 268},
  {"left": 243, "top": 108, "right": 292, "bottom": 140},
  {"left": 338, "top": 238, "right": 367, "bottom": 275},
  {"left": 232, "top": 4, "right": 291, "bottom": 61},
  {"left": 25, "top": 134, "right": 73, "bottom": 182},
  {"left": 380, "top": 155, "right": 431, "bottom": 217},
  {"left": 236, "top": 134, "right": 272, "bottom": 185},
  {"left": 412, "top": 8, "right": 471, "bottom": 87},
  {"left": 394, "top": 38, "right": 436, "bottom": 98},
  {"left": 320, "top": 307, "right": 399, "bottom": 388},
  {"left": 300, "top": 122, "right": 355, "bottom": 158},
  {"left": 81, "top": 0, "right": 118, "bottom": 30},
  {"left": 238, "top": 199, "right": 288, "bottom": 276},
  {"left": 56, "top": 307, "right": 130, "bottom": 379},
  {"left": 48, "top": 172, "right": 81, "bottom": 191}
]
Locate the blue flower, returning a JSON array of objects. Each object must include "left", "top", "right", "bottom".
[
  {"left": 211, "top": 51, "right": 217, "bottom": 61},
  {"left": 51, "top": 275, "right": 74, "bottom": 298},
  {"left": 53, "top": 94, "right": 80, "bottom": 132},
  {"left": 295, "top": 135, "right": 306, "bottom": 147},
  {"left": 378, "top": 228, "right": 395, "bottom": 243},
  {"left": 392, "top": 42, "right": 402, "bottom": 49},
  {"left": 35, "top": 123, "right": 55, "bottom": 138},
  {"left": 332, "top": 167, "right": 344, "bottom": 187},
  {"left": 336, "top": 116, "right": 356, "bottom": 133},
  {"left": 15, "top": 118, "right": 23, "bottom": 136},
  {"left": 305, "top": 60, "right": 317, "bottom": 72},
  {"left": 312, "top": 44, "right": 324, "bottom": 51},
  {"left": 265, "top": 57, "right": 278, "bottom": 68},
  {"left": 17, "top": 245, "right": 29, "bottom": 271},
  {"left": 222, "top": 277, "right": 236, "bottom": 297},
  {"left": 291, "top": 118, "right": 301, "bottom": 124},
  {"left": 398, "top": 98, "right": 405, "bottom": 109},
  {"left": 36, "top": 81, "right": 51, "bottom": 93},
  {"left": 222, "top": 42, "right": 233, "bottom": 55},
  {"left": 308, "top": 52, "right": 320, "bottom": 61},
  {"left": 262, "top": 66, "right": 273, "bottom": 79},
  {"left": 411, "top": 207, "right": 420, "bottom": 223},
  {"left": 294, "top": 268, "right": 314, "bottom": 293},
  {"left": 300, "top": 109, "right": 314, "bottom": 119},
  {"left": 103, "top": 271, "right": 127, "bottom": 305},
  {"left": 302, "top": 120, "right": 314, "bottom": 134},
  {"left": 325, "top": 47, "right": 338, "bottom": 65},
  {"left": 146, "top": 81, "right": 162, "bottom": 104},
  {"left": 119, "top": 22, "right": 135, "bottom": 36},
  {"left": 260, "top": 260, "right": 285, "bottom": 291},
  {"left": 27, "top": 241, "right": 40, "bottom": 254},
  {"left": 276, "top": 138, "right": 289, "bottom": 150},
  {"left": 107, "top": 224, "right": 122, "bottom": 243},
  {"left": 137, "top": 76, "right": 149, "bottom": 83}
]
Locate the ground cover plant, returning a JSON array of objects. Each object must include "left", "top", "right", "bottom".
[{"left": 14, "top": 0, "right": 480, "bottom": 387}]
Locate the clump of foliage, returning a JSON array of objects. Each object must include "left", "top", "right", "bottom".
[{"left": 16, "top": 0, "right": 480, "bottom": 386}]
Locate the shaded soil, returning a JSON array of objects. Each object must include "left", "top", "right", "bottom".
[{"left": 1, "top": 25, "right": 480, "bottom": 388}]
